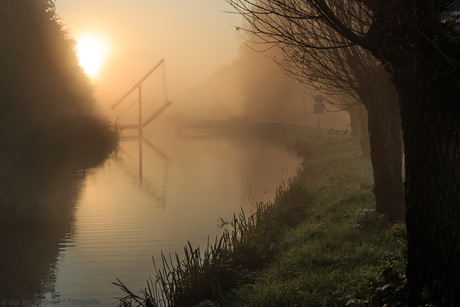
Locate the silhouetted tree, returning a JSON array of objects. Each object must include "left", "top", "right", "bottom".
[
  {"left": 230, "top": 0, "right": 405, "bottom": 222},
  {"left": 0, "top": 0, "right": 95, "bottom": 127},
  {"left": 0, "top": 0, "right": 118, "bottom": 186},
  {"left": 0, "top": 1, "right": 119, "bottom": 301},
  {"left": 228, "top": 0, "right": 460, "bottom": 304}
]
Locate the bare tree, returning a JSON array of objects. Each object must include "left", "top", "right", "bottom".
[
  {"left": 232, "top": 1, "right": 405, "bottom": 221},
  {"left": 228, "top": 0, "right": 460, "bottom": 305}
]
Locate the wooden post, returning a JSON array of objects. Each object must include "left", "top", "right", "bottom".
[
  {"left": 111, "top": 59, "right": 171, "bottom": 134},
  {"left": 139, "top": 136, "right": 143, "bottom": 179},
  {"left": 138, "top": 84, "right": 143, "bottom": 137},
  {"left": 111, "top": 59, "right": 165, "bottom": 110},
  {"left": 142, "top": 101, "right": 172, "bottom": 127}
]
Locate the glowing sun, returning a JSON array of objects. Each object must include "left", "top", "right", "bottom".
[{"left": 76, "top": 33, "right": 110, "bottom": 78}]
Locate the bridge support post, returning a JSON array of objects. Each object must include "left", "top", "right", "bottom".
[
  {"left": 138, "top": 84, "right": 143, "bottom": 137},
  {"left": 111, "top": 59, "right": 171, "bottom": 135}
]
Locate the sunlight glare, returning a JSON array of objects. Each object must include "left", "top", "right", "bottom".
[{"left": 76, "top": 33, "right": 110, "bottom": 78}]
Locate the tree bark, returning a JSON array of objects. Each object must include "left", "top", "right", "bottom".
[
  {"left": 397, "top": 72, "right": 460, "bottom": 305},
  {"left": 348, "top": 107, "right": 360, "bottom": 137},
  {"left": 358, "top": 71, "right": 405, "bottom": 222},
  {"left": 357, "top": 104, "right": 371, "bottom": 159}
]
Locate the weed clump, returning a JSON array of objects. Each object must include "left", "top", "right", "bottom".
[
  {"left": 354, "top": 209, "right": 390, "bottom": 231},
  {"left": 114, "top": 180, "right": 313, "bottom": 307}
]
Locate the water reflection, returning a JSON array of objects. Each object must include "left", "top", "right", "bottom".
[
  {"left": 1, "top": 129, "right": 301, "bottom": 306},
  {"left": 0, "top": 167, "right": 88, "bottom": 302},
  {"left": 114, "top": 136, "right": 169, "bottom": 208}
]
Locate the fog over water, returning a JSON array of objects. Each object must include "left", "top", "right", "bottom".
[{"left": 1, "top": 122, "right": 302, "bottom": 305}]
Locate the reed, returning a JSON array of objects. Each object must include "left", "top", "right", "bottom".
[
  {"left": 114, "top": 179, "right": 313, "bottom": 307},
  {"left": 223, "top": 130, "right": 407, "bottom": 306},
  {"left": 115, "top": 129, "right": 407, "bottom": 307}
]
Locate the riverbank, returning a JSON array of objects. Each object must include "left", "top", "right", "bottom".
[
  {"left": 116, "top": 128, "right": 407, "bottom": 307},
  {"left": 225, "top": 130, "right": 407, "bottom": 306}
]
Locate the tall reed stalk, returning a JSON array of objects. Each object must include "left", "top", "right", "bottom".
[{"left": 114, "top": 179, "right": 313, "bottom": 307}]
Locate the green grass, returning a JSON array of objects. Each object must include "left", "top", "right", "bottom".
[
  {"left": 226, "top": 214, "right": 405, "bottom": 306},
  {"left": 225, "top": 130, "right": 407, "bottom": 307},
  {"left": 115, "top": 128, "right": 407, "bottom": 307}
]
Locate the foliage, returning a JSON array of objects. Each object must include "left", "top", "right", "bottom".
[
  {"left": 0, "top": 114, "right": 119, "bottom": 220},
  {"left": 0, "top": 0, "right": 95, "bottom": 123},
  {"left": 0, "top": 1, "right": 119, "bottom": 222},
  {"left": 354, "top": 209, "right": 390, "bottom": 231},
  {"left": 0, "top": 0, "right": 118, "bottom": 168}
]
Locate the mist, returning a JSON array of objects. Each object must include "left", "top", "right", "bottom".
[
  {"left": 1, "top": 1, "right": 354, "bottom": 305},
  {"left": 54, "top": 0, "right": 242, "bottom": 119}
]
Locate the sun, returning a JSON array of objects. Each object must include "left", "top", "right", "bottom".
[{"left": 76, "top": 33, "right": 110, "bottom": 78}]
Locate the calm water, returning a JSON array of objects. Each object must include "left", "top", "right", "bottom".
[{"left": 3, "top": 131, "right": 301, "bottom": 306}]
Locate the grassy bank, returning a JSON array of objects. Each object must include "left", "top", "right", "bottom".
[
  {"left": 116, "top": 128, "right": 406, "bottom": 307},
  {"left": 226, "top": 130, "right": 407, "bottom": 306}
]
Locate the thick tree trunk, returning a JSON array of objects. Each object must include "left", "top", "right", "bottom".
[
  {"left": 358, "top": 71, "right": 405, "bottom": 222},
  {"left": 397, "top": 73, "right": 460, "bottom": 305},
  {"left": 347, "top": 107, "right": 360, "bottom": 137},
  {"left": 367, "top": 73, "right": 405, "bottom": 222},
  {"left": 349, "top": 104, "right": 372, "bottom": 158},
  {"left": 357, "top": 104, "right": 371, "bottom": 158}
]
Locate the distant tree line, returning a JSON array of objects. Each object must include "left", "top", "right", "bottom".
[{"left": 237, "top": 43, "right": 305, "bottom": 123}]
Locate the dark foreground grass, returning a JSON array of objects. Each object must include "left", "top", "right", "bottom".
[{"left": 115, "top": 128, "right": 407, "bottom": 307}]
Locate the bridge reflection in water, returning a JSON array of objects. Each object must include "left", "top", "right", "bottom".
[{"left": 116, "top": 135, "right": 170, "bottom": 208}]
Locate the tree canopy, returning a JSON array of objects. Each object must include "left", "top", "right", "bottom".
[
  {"left": 0, "top": 0, "right": 95, "bottom": 125},
  {"left": 0, "top": 0, "right": 118, "bottom": 205}
]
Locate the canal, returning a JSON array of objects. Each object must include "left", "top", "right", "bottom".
[{"left": 2, "top": 125, "right": 302, "bottom": 306}]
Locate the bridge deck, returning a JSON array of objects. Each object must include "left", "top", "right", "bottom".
[{"left": 109, "top": 124, "right": 141, "bottom": 130}]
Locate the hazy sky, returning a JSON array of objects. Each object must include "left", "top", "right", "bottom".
[{"left": 54, "top": 0, "right": 242, "bottom": 115}]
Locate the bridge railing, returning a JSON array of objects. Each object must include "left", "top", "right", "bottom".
[
  {"left": 249, "top": 122, "right": 350, "bottom": 135},
  {"left": 176, "top": 119, "right": 350, "bottom": 136}
]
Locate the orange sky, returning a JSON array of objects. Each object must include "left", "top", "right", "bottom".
[{"left": 54, "top": 0, "right": 242, "bottom": 117}]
